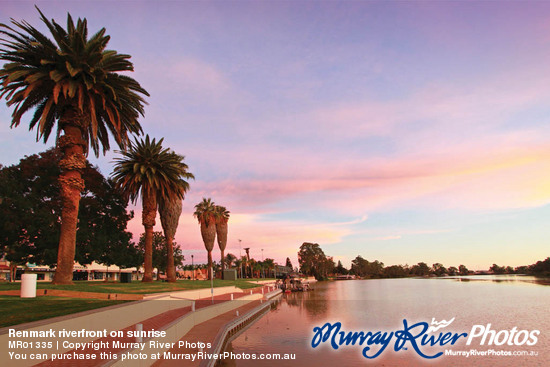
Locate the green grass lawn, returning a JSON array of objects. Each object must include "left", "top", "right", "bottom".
[
  {"left": 0, "top": 296, "right": 128, "bottom": 328},
  {"left": 0, "top": 278, "right": 274, "bottom": 294},
  {"left": 0, "top": 279, "right": 275, "bottom": 328}
]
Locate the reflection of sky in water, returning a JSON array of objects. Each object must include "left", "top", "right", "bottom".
[{"left": 222, "top": 276, "right": 550, "bottom": 367}]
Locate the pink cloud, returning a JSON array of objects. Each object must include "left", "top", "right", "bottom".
[
  {"left": 186, "top": 137, "right": 550, "bottom": 214},
  {"left": 127, "top": 206, "right": 356, "bottom": 266},
  {"left": 124, "top": 130, "right": 550, "bottom": 267}
]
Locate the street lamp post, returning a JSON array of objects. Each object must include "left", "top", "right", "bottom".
[
  {"left": 261, "top": 249, "right": 264, "bottom": 278},
  {"left": 191, "top": 255, "right": 194, "bottom": 281}
]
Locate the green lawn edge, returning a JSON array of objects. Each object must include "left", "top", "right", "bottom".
[
  {"left": 0, "top": 278, "right": 274, "bottom": 294},
  {"left": 0, "top": 296, "right": 128, "bottom": 328},
  {"left": 0, "top": 279, "right": 276, "bottom": 328}
]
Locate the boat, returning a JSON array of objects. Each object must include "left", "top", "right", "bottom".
[
  {"left": 335, "top": 274, "right": 356, "bottom": 280},
  {"left": 280, "top": 278, "right": 313, "bottom": 292}
]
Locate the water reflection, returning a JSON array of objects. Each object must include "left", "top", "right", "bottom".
[
  {"left": 449, "top": 275, "right": 550, "bottom": 286},
  {"left": 283, "top": 291, "right": 329, "bottom": 318},
  {"left": 222, "top": 276, "right": 549, "bottom": 367},
  {"left": 220, "top": 343, "right": 237, "bottom": 367}
]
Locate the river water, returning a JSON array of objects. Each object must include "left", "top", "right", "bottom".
[{"left": 221, "top": 276, "right": 549, "bottom": 367}]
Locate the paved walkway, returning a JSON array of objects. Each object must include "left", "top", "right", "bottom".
[
  {"left": 152, "top": 300, "right": 263, "bottom": 367},
  {"left": 32, "top": 286, "right": 273, "bottom": 367}
]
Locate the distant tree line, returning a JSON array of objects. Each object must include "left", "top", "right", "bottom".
[
  {"left": 297, "top": 242, "right": 550, "bottom": 280},
  {"left": 180, "top": 253, "right": 278, "bottom": 279},
  {"left": 347, "top": 257, "right": 470, "bottom": 278},
  {"left": 491, "top": 258, "right": 550, "bottom": 276}
]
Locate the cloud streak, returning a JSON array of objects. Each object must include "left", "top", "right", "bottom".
[{"left": 3, "top": 2, "right": 550, "bottom": 269}]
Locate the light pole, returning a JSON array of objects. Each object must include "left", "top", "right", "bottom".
[
  {"left": 261, "top": 249, "right": 264, "bottom": 278},
  {"left": 191, "top": 255, "right": 194, "bottom": 281}
]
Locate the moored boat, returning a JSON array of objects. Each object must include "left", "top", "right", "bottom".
[
  {"left": 279, "top": 278, "right": 313, "bottom": 292},
  {"left": 335, "top": 274, "right": 356, "bottom": 280}
]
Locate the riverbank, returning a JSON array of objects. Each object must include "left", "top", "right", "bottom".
[
  {"left": 0, "top": 279, "right": 276, "bottom": 327},
  {"left": 0, "top": 279, "right": 272, "bottom": 294},
  {"left": 2, "top": 283, "right": 281, "bottom": 367}
]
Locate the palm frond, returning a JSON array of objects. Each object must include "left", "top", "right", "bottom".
[
  {"left": 111, "top": 135, "right": 194, "bottom": 206},
  {"left": 0, "top": 7, "right": 149, "bottom": 157}
]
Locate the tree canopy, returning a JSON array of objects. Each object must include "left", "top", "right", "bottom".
[
  {"left": 112, "top": 135, "right": 193, "bottom": 282},
  {"left": 0, "top": 7, "right": 149, "bottom": 283},
  {"left": 0, "top": 149, "right": 139, "bottom": 268},
  {"left": 298, "top": 242, "right": 334, "bottom": 280},
  {"left": 0, "top": 7, "right": 148, "bottom": 155},
  {"left": 350, "top": 256, "right": 384, "bottom": 278},
  {"left": 137, "top": 231, "right": 184, "bottom": 274}
]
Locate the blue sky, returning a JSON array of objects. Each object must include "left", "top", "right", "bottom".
[{"left": 1, "top": 1, "right": 550, "bottom": 270}]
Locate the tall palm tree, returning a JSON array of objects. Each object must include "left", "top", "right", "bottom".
[
  {"left": 0, "top": 8, "right": 148, "bottom": 284},
  {"left": 112, "top": 135, "right": 192, "bottom": 282},
  {"left": 158, "top": 151, "right": 194, "bottom": 283},
  {"left": 159, "top": 197, "right": 185, "bottom": 283},
  {"left": 193, "top": 198, "right": 217, "bottom": 280},
  {"left": 214, "top": 205, "right": 230, "bottom": 279}
]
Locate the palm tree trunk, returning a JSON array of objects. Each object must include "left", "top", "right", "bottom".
[
  {"left": 142, "top": 226, "right": 154, "bottom": 282},
  {"left": 207, "top": 250, "right": 213, "bottom": 280},
  {"left": 200, "top": 221, "right": 216, "bottom": 280},
  {"left": 52, "top": 122, "right": 86, "bottom": 285},
  {"left": 166, "top": 236, "right": 176, "bottom": 282},
  {"left": 159, "top": 198, "right": 182, "bottom": 283},
  {"left": 142, "top": 193, "right": 156, "bottom": 283},
  {"left": 215, "top": 221, "right": 228, "bottom": 279}
]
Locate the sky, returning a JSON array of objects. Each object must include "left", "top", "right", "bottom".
[{"left": 1, "top": 1, "right": 550, "bottom": 270}]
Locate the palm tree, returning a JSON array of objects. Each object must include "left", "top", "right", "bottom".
[
  {"left": 193, "top": 198, "right": 217, "bottom": 280},
  {"left": 212, "top": 261, "right": 221, "bottom": 275},
  {"left": 214, "top": 205, "right": 230, "bottom": 279},
  {"left": 249, "top": 259, "right": 260, "bottom": 278},
  {"left": 263, "top": 258, "right": 275, "bottom": 278},
  {"left": 159, "top": 198, "right": 185, "bottom": 283},
  {"left": 224, "top": 253, "right": 237, "bottom": 269},
  {"left": 240, "top": 255, "right": 249, "bottom": 278},
  {"left": 158, "top": 152, "right": 194, "bottom": 283},
  {"left": 0, "top": 9, "right": 148, "bottom": 284},
  {"left": 159, "top": 201, "right": 182, "bottom": 282},
  {"left": 112, "top": 135, "right": 192, "bottom": 282},
  {"left": 234, "top": 258, "right": 243, "bottom": 278}
]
